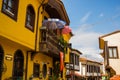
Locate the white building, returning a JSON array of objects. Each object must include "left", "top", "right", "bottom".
[
  {"left": 76, "top": 57, "right": 103, "bottom": 80},
  {"left": 99, "top": 30, "right": 120, "bottom": 78}
]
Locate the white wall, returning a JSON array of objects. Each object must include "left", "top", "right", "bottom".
[
  {"left": 109, "top": 59, "right": 120, "bottom": 74},
  {"left": 103, "top": 32, "right": 120, "bottom": 74}
]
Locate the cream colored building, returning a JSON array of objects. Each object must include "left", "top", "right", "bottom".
[
  {"left": 99, "top": 30, "right": 120, "bottom": 78},
  {"left": 76, "top": 57, "right": 102, "bottom": 80}
]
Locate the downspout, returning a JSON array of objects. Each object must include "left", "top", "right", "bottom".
[
  {"left": 25, "top": 51, "right": 29, "bottom": 80},
  {"left": 35, "top": 0, "right": 46, "bottom": 51},
  {"left": 25, "top": 1, "right": 46, "bottom": 80}
]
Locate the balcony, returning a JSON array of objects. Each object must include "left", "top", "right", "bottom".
[{"left": 39, "top": 27, "right": 64, "bottom": 58}]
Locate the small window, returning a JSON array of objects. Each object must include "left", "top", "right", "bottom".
[
  {"left": 108, "top": 47, "right": 118, "bottom": 59},
  {"left": 33, "top": 63, "right": 40, "bottom": 77},
  {"left": 77, "top": 55, "right": 79, "bottom": 65},
  {"left": 74, "top": 55, "right": 79, "bottom": 65},
  {"left": 49, "top": 67, "right": 52, "bottom": 76},
  {"left": 88, "top": 65, "right": 91, "bottom": 72},
  {"left": 87, "top": 65, "right": 89, "bottom": 72},
  {"left": 25, "top": 5, "right": 35, "bottom": 32},
  {"left": 42, "top": 64, "right": 47, "bottom": 78},
  {"left": 70, "top": 53, "right": 74, "bottom": 64},
  {"left": 2, "top": 0, "right": 19, "bottom": 20}
]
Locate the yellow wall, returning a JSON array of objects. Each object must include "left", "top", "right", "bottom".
[
  {"left": 0, "top": 0, "right": 70, "bottom": 79},
  {"left": 0, "top": 0, "right": 46, "bottom": 79},
  {"left": 99, "top": 38, "right": 105, "bottom": 49},
  {"left": 63, "top": 34, "right": 71, "bottom": 42},
  {"left": 26, "top": 53, "right": 53, "bottom": 80},
  {"left": 0, "top": 36, "right": 28, "bottom": 80},
  {"left": 63, "top": 34, "right": 72, "bottom": 62},
  {"left": 62, "top": 33, "right": 72, "bottom": 80},
  {"left": 33, "top": 53, "right": 53, "bottom": 80},
  {"left": 0, "top": 0, "right": 41, "bottom": 49}
]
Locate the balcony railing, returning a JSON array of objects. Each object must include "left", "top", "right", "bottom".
[{"left": 39, "top": 29, "right": 64, "bottom": 57}]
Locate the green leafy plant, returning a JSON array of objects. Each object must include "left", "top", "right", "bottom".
[
  {"left": 48, "top": 62, "right": 60, "bottom": 80},
  {"left": 59, "top": 36, "right": 68, "bottom": 54}
]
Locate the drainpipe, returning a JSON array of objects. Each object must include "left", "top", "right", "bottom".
[
  {"left": 25, "top": 1, "right": 47, "bottom": 80},
  {"left": 25, "top": 51, "right": 29, "bottom": 80},
  {"left": 35, "top": 0, "right": 46, "bottom": 51}
]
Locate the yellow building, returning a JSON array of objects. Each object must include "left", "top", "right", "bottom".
[{"left": 0, "top": 0, "right": 71, "bottom": 80}]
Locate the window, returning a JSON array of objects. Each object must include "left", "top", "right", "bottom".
[
  {"left": 97, "top": 66, "right": 100, "bottom": 73},
  {"left": 2, "top": 0, "right": 19, "bottom": 21},
  {"left": 89, "top": 65, "right": 91, "bottom": 72},
  {"left": 33, "top": 63, "right": 40, "bottom": 77},
  {"left": 77, "top": 56, "right": 79, "bottom": 65},
  {"left": 75, "top": 55, "right": 79, "bottom": 65},
  {"left": 70, "top": 53, "right": 74, "bottom": 64},
  {"left": 87, "top": 65, "right": 89, "bottom": 72},
  {"left": 108, "top": 47, "right": 118, "bottom": 59},
  {"left": 70, "top": 53, "right": 79, "bottom": 65},
  {"left": 49, "top": 67, "right": 52, "bottom": 76},
  {"left": 13, "top": 50, "right": 24, "bottom": 79},
  {"left": 0, "top": 45, "right": 4, "bottom": 79},
  {"left": 25, "top": 5, "right": 35, "bottom": 32},
  {"left": 42, "top": 64, "right": 47, "bottom": 78}
]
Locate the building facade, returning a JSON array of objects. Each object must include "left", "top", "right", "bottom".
[
  {"left": 76, "top": 57, "right": 102, "bottom": 80},
  {"left": 99, "top": 30, "right": 120, "bottom": 79},
  {"left": 69, "top": 49, "right": 82, "bottom": 80},
  {"left": 0, "top": 0, "right": 71, "bottom": 80}
]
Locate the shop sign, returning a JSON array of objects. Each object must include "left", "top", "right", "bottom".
[{"left": 5, "top": 54, "right": 13, "bottom": 61}]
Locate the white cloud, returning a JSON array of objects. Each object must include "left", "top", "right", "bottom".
[
  {"left": 80, "top": 12, "right": 91, "bottom": 23},
  {"left": 70, "top": 24, "right": 103, "bottom": 62},
  {"left": 99, "top": 13, "right": 104, "bottom": 17}
]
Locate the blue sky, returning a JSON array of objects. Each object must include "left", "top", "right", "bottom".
[{"left": 62, "top": 0, "right": 120, "bottom": 61}]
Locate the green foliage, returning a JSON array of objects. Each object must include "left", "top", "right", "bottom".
[
  {"left": 53, "top": 62, "right": 60, "bottom": 78},
  {"left": 59, "top": 36, "right": 68, "bottom": 54},
  {"left": 48, "top": 62, "right": 60, "bottom": 80}
]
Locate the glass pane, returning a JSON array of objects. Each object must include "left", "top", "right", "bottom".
[
  {"left": 3, "top": 4, "right": 6, "bottom": 10},
  {"left": 8, "top": 0, "right": 12, "bottom": 7},
  {"left": 113, "top": 48, "right": 117, "bottom": 57},
  {"left": 33, "top": 63, "right": 40, "bottom": 77},
  {"left": 42, "top": 64, "right": 47, "bottom": 78},
  {"left": 109, "top": 48, "right": 113, "bottom": 57},
  {"left": 27, "top": 15, "right": 31, "bottom": 21},
  {"left": 8, "top": 7, "right": 12, "bottom": 11},
  {"left": 3, "top": 0, "right": 7, "bottom": 3},
  {"left": 86, "top": 65, "right": 88, "bottom": 72},
  {"left": 27, "top": 21, "right": 30, "bottom": 25}
]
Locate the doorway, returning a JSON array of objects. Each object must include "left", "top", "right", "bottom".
[
  {"left": 0, "top": 45, "right": 4, "bottom": 80},
  {"left": 13, "top": 50, "right": 24, "bottom": 80}
]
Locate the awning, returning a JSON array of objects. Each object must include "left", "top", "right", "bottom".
[{"left": 42, "top": 19, "right": 66, "bottom": 30}]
